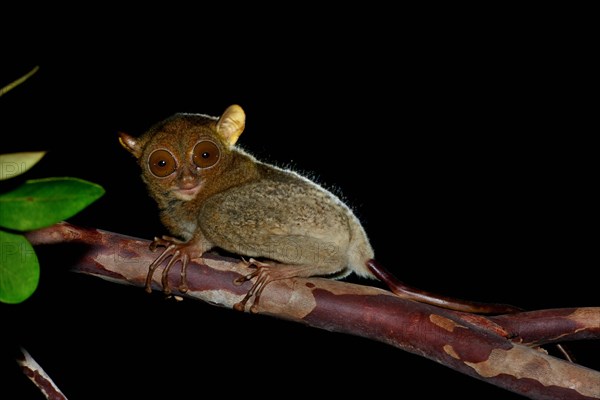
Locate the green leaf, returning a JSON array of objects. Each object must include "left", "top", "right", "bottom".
[
  {"left": 0, "top": 177, "right": 105, "bottom": 231},
  {"left": 0, "top": 230, "right": 39, "bottom": 303},
  {"left": 0, "top": 151, "right": 47, "bottom": 180}
]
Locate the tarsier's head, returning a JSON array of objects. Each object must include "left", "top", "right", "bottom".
[{"left": 119, "top": 104, "right": 246, "bottom": 202}]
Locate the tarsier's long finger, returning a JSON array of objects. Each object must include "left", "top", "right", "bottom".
[
  {"left": 161, "top": 250, "right": 181, "bottom": 295},
  {"left": 233, "top": 295, "right": 251, "bottom": 312},
  {"left": 146, "top": 245, "right": 176, "bottom": 293},
  {"left": 249, "top": 272, "right": 271, "bottom": 314},
  {"left": 179, "top": 255, "right": 190, "bottom": 293},
  {"left": 234, "top": 263, "right": 260, "bottom": 285},
  {"left": 145, "top": 265, "right": 158, "bottom": 293},
  {"left": 149, "top": 237, "right": 166, "bottom": 252},
  {"left": 146, "top": 252, "right": 170, "bottom": 293}
]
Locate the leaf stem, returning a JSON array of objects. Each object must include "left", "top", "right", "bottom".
[{"left": 0, "top": 66, "right": 40, "bottom": 97}]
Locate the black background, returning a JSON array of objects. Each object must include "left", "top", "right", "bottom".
[{"left": 1, "top": 24, "right": 597, "bottom": 399}]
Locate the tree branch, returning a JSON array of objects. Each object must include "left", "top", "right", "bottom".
[
  {"left": 25, "top": 222, "right": 600, "bottom": 400},
  {"left": 490, "top": 308, "right": 600, "bottom": 346}
]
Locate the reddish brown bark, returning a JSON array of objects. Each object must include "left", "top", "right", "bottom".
[{"left": 25, "top": 222, "right": 600, "bottom": 400}]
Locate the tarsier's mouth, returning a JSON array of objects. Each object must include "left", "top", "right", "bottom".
[{"left": 172, "top": 185, "right": 201, "bottom": 201}]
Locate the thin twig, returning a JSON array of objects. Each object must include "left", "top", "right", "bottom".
[{"left": 16, "top": 347, "right": 68, "bottom": 400}]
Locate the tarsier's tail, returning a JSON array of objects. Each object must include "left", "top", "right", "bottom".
[
  {"left": 366, "top": 259, "right": 523, "bottom": 315},
  {"left": 366, "top": 259, "right": 577, "bottom": 362}
]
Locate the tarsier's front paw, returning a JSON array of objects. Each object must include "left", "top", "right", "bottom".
[{"left": 146, "top": 236, "right": 192, "bottom": 295}]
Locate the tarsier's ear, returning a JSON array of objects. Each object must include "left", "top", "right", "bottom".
[
  {"left": 216, "top": 104, "right": 246, "bottom": 147},
  {"left": 118, "top": 132, "right": 143, "bottom": 159}
]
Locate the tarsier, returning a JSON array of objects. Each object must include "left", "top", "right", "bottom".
[{"left": 119, "top": 105, "right": 519, "bottom": 314}]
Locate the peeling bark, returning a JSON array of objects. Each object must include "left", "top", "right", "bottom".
[{"left": 25, "top": 222, "right": 600, "bottom": 400}]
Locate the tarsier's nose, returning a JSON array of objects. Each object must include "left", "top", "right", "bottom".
[{"left": 178, "top": 169, "right": 199, "bottom": 189}]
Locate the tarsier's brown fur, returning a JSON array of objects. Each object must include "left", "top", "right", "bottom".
[{"left": 120, "top": 105, "right": 520, "bottom": 314}]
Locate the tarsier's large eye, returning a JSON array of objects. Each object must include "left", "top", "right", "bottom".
[
  {"left": 148, "top": 149, "right": 177, "bottom": 177},
  {"left": 193, "top": 140, "right": 220, "bottom": 168}
]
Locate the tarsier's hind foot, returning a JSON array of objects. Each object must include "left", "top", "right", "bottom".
[
  {"left": 233, "top": 257, "right": 351, "bottom": 313},
  {"left": 233, "top": 258, "right": 318, "bottom": 314},
  {"left": 233, "top": 258, "right": 272, "bottom": 313},
  {"left": 147, "top": 236, "right": 191, "bottom": 295}
]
